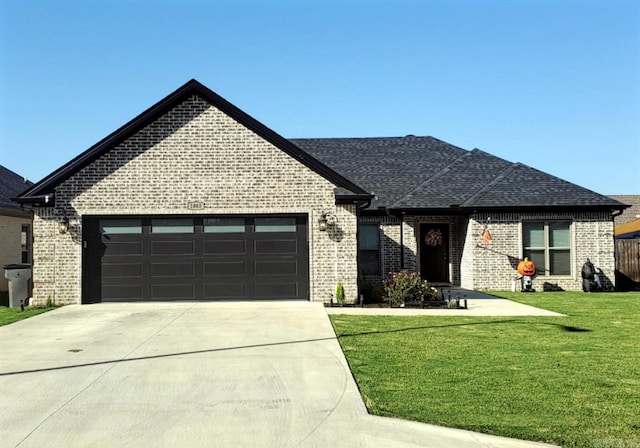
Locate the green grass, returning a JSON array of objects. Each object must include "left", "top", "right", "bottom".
[
  {"left": 330, "top": 291, "right": 640, "bottom": 447},
  {"left": 0, "top": 305, "right": 56, "bottom": 326}
]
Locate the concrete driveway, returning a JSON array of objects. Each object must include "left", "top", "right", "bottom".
[{"left": 0, "top": 302, "right": 555, "bottom": 448}]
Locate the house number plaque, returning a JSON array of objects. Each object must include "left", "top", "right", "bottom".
[{"left": 187, "top": 201, "right": 205, "bottom": 210}]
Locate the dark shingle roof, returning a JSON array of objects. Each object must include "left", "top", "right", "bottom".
[
  {"left": 0, "top": 165, "right": 32, "bottom": 213},
  {"left": 291, "top": 136, "right": 626, "bottom": 212}
]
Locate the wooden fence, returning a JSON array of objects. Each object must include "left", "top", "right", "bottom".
[{"left": 615, "top": 239, "right": 640, "bottom": 290}]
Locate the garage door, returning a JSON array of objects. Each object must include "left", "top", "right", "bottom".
[{"left": 83, "top": 216, "right": 309, "bottom": 302}]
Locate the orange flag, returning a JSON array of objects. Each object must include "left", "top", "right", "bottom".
[{"left": 481, "top": 224, "right": 492, "bottom": 244}]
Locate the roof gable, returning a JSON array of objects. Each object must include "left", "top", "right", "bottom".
[{"left": 18, "top": 80, "right": 369, "bottom": 203}]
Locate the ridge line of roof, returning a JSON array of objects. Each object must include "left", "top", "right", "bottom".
[
  {"left": 460, "top": 161, "right": 520, "bottom": 207},
  {"left": 389, "top": 150, "right": 474, "bottom": 208}
]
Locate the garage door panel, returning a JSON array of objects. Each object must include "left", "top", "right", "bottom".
[
  {"left": 150, "top": 262, "right": 195, "bottom": 277},
  {"left": 203, "top": 282, "right": 247, "bottom": 298},
  {"left": 255, "top": 282, "right": 299, "bottom": 298},
  {"left": 102, "top": 263, "right": 143, "bottom": 278},
  {"left": 204, "top": 261, "right": 246, "bottom": 276},
  {"left": 203, "top": 240, "right": 246, "bottom": 255},
  {"left": 151, "top": 240, "right": 195, "bottom": 255},
  {"left": 102, "top": 284, "right": 143, "bottom": 300},
  {"left": 254, "top": 239, "right": 297, "bottom": 254},
  {"left": 254, "top": 260, "right": 298, "bottom": 276},
  {"left": 103, "top": 241, "right": 143, "bottom": 256},
  {"left": 151, "top": 283, "right": 195, "bottom": 299}
]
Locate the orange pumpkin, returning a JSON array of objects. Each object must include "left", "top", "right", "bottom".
[{"left": 517, "top": 259, "right": 536, "bottom": 276}]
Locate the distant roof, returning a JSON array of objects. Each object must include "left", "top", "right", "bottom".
[
  {"left": 0, "top": 165, "right": 32, "bottom": 215},
  {"left": 609, "top": 195, "right": 640, "bottom": 225},
  {"left": 292, "top": 136, "right": 627, "bottom": 213}
]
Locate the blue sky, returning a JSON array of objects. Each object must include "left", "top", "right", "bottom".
[{"left": 1, "top": 0, "right": 638, "bottom": 194}]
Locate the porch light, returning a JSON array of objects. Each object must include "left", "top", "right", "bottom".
[
  {"left": 318, "top": 211, "right": 337, "bottom": 232},
  {"left": 58, "top": 215, "right": 70, "bottom": 234},
  {"left": 318, "top": 215, "right": 328, "bottom": 232}
]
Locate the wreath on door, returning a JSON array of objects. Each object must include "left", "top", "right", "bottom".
[{"left": 425, "top": 229, "right": 443, "bottom": 246}]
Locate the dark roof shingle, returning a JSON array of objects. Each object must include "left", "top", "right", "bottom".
[
  {"left": 0, "top": 165, "right": 32, "bottom": 213},
  {"left": 291, "top": 136, "right": 626, "bottom": 212}
]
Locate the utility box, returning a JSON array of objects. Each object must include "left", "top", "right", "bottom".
[{"left": 4, "top": 264, "right": 31, "bottom": 308}]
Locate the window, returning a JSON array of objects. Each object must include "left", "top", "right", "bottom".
[
  {"left": 100, "top": 219, "right": 142, "bottom": 235},
  {"left": 359, "top": 224, "right": 380, "bottom": 276},
  {"left": 21, "top": 225, "right": 30, "bottom": 264},
  {"left": 151, "top": 219, "right": 194, "bottom": 234},
  {"left": 254, "top": 217, "right": 296, "bottom": 233},
  {"left": 523, "top": 221, "right": 571, "bottom": 275},
  {"left": 204, "top": 218, "right": 245, "bottom": 233}
]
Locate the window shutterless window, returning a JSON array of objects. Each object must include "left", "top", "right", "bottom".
[
  {"left": 21, "top": 224, "right": 31, "bottom": 263},
  {"left": 523, "top": 221, "right": 571, "bottom": 275},
  {"left": 359, "top": 224, "right": 380, "bottom": 276},
  {"left": 151, "top": 219, "right": 194, "bottom": 234}
]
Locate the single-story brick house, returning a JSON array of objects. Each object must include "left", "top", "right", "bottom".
[
  {"left": 16, "top": 80, "right": 628, "bottom": 305},
  {"left": 0, "top": 165, "right": 32, "bottom": 296}
]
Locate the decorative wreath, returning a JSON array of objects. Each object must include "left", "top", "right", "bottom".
[{"left": 425, "top": 229, "right": 443, "bottom": 246}]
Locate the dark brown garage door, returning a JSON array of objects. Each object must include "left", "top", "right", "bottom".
[{"left": 82, "top": 215, "right": 309, "bottom": 303}]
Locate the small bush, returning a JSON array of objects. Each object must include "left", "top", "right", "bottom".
[
  {"left": 359, "top": 280, "right": 385, "bottom": 304},
  {"left": 383, "top": 271, "right": 438, "bottom": 305},
  {"left": 335, "top": 281, "right": 346, "bottom": 306}
]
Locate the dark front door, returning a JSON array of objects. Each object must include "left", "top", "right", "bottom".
[
  {"left": 420, "top": 223, "right": 450, "bottom": 283},
  {"left": 83, "top": 215, "right": 309, "bottom": 303}
]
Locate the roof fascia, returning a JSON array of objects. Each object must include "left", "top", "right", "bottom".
[{"left": 361, "top": 204, "right": 629, "bottom": 216}]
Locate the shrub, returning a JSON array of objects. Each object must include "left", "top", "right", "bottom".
[
  {"left": 360, "top": 280, "right": 385, "bottom": 304},
  {"left": 335, "top": 281, "right": 346, "bottom": 306},
  {"left": 383, "top": 271, "right": 438, "bottom": 305}
]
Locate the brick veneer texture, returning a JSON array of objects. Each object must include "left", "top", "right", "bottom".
[
  {"left": 360, "top": 212, "right": 615, "bottom": 292},
  {"left": 31, "top": 95, "right": 358, "bottom": 305}
]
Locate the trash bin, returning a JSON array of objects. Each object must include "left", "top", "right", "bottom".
[{"left": 4, "top": 264, "right": 31, "bottom": 308}]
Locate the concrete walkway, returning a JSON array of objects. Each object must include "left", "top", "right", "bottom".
[
  {"left": 326, "top": 288, "right": 565, "bottom": 317},
  {"left": 0, "top": 301, "right": 557, "bottom": 448}
]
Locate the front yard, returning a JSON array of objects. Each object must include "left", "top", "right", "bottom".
[
  {"left": 0, "top": 306, "right": 56, "bottom": 326},
  {"left": 330, "top": 292, "right": 640, "bottom": 447}
]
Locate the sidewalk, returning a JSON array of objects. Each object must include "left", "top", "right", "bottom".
[{"left": 325, "top": 288, "right": 565, "bottom": 317}]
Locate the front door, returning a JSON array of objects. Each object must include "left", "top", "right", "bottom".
[{"left": 420, "top": 223, "right": 450, "bottom": 283}]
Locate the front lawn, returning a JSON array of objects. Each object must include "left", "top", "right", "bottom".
[
  {"left": 0, "top": 306, "right": 56, "bottom": 326},
  {"left": 330, "top": 292, "right": 640, "bottom": 447}
]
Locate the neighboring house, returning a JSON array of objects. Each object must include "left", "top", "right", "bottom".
[
  {"left": 16, "top": 80, "right": 627, "bottom": 305},
  {"left": 609, "top": 195, "right": 640, "bottom": 239},
  {"left": 609, "top": 195, "right": 640, "bottom": 227},
  {"left": 609, "top": 195, "right": 640, "bottom": 290},
  {"left": 0, "top": 165, "right": 33, "bottom": 293}
]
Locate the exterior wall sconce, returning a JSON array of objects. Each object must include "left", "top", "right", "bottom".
[
  {"left": 318, "top": 211, "right": 337, "bottom": 232},
  {"left": 58, "top": 215, "right": 70, "bottom": 234}
]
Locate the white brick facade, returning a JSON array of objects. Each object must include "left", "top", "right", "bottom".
[
  {"left": 31, "top": 95, "right": 358, "bottom": 305},
  {"left": 361, "top": 211, "right": 616, "bottom": 292}
]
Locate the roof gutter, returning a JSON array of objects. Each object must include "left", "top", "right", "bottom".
[{"left": 13, "top": 194, "right": 55, "bottom": 207}]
